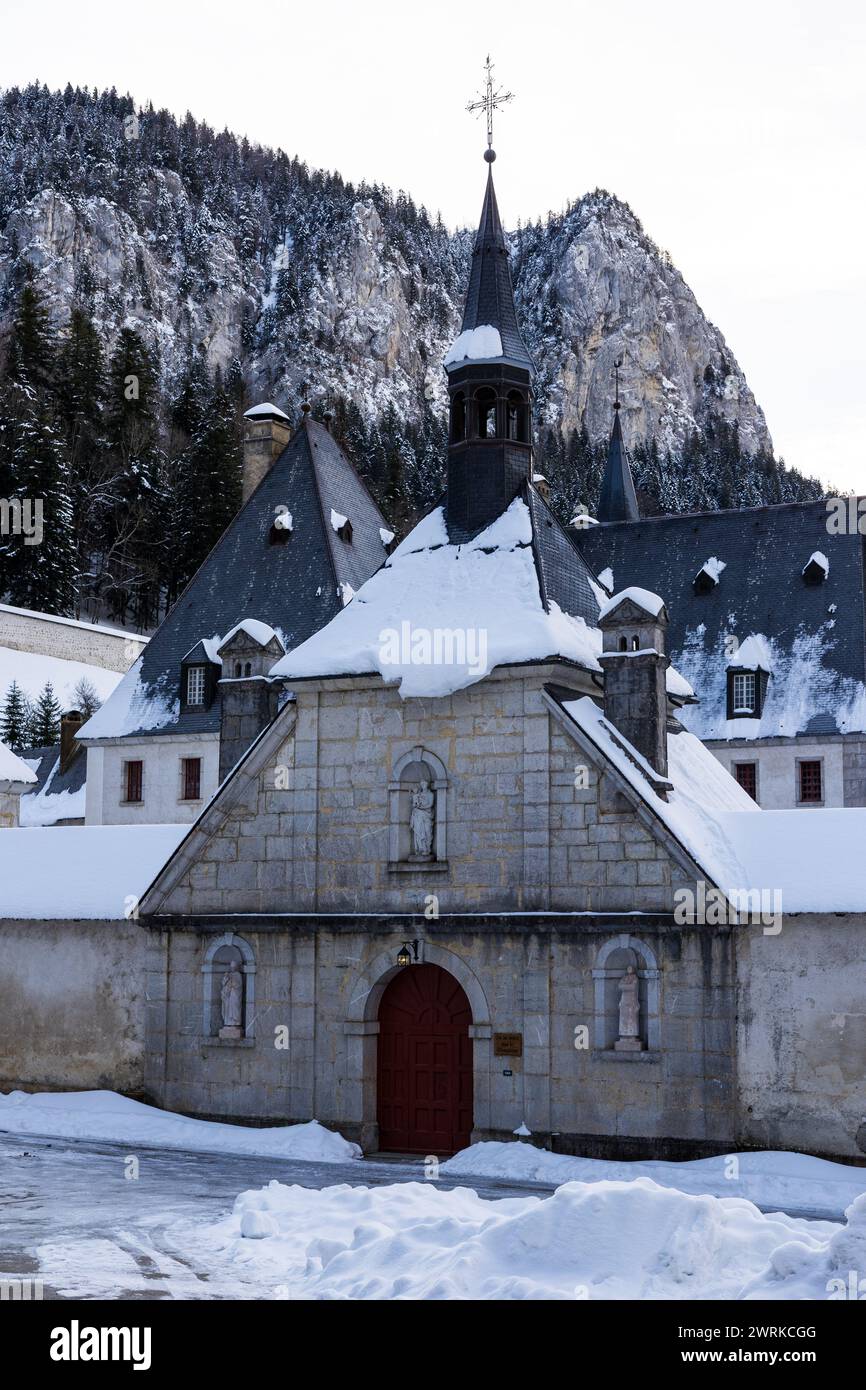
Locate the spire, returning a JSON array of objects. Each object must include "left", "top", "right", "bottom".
[
  {"left": 597, "top": 384, "right": 640, "bottom": 524},
  {"left": 450, "top": 165, "right": 532, "bottom": 372}
]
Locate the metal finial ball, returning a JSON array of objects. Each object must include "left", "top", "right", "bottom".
[{"left": 484, "top": 147, "right": 496, "bottom": 163}]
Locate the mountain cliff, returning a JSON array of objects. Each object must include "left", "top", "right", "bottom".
[{"left": 0, "top": 83, "right": 821, "bottom": 623}]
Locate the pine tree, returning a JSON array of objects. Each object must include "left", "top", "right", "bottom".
[
  {"left": 1, "top": 681, "right": 31, "bottom": 750},
  {"left": 29, "top": 681, "right": 62, "bottom": 746}
]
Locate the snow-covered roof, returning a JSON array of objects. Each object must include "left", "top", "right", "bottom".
[
  {"left": 444, "top": 324, "right": 503, "bottom": 368},
  {"left": 243, "top": 401, "right": 290, "bottom": 420},
  {"left": 0, "top": 824, "right": 187, "bottom": 919},
  {"left": 598, "top": 587, "right": 666, "bottom": 623},
  {"left": 270, "top": 499, "right": 603, "bottom": 698},
  {"left": 0, "top": 739, "right": 37, "bottom": 786},
  {"left": 218, "top": 619, "right": 282, "bottom": 652},
  {"left": 556, "top": 694, "right": 866, "bottom": 913},
  {"left": 577, "top": 500, "right": 866, "bottom": 742},
  {"left": 803, "top": 551, "right": 829, "bottom": 577}
]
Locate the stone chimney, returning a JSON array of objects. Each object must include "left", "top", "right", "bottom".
[
  {"left": 217, "top": 621, "right": 286, "bottom": 781},
  {"left": 242, "top": 403, "right": 292, "bottom": 503},
  {"left": 597, "top": 588, "right": 670, "bottom": 779},
  {"left": 60, "top": 709, "right": 85, "bottom": 775}
]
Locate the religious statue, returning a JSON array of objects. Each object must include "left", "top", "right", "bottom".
[
  {"left": 220, "top": 959, "right": 244, "bottom": 1037},
  {"left": 614, "top": 965, "right": 644, "bottom": 1051},
  {"left": 409, "top": 777, "right": 435, "bottom": 859}
]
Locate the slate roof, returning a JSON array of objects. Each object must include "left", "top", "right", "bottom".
[
  {"left": 597, "top": 409, "right": 639, "bottom": 523},
  {"left": 81, "top": 416, "right": 391, "bottom": 741},
  {"left": 17, "top": 742, "right": 87, "bottom": 823},
  {"left": 576, "top": 499, "right": 866, "bottom": 739},
  {"left": 524, "top": 480, "right": 601, "bottom": 628},
  {"left": 457, "top": 167, "right": 533, "bottom": 372}
]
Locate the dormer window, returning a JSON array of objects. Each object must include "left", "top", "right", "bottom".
[
  {"left": 186, "top": 665, "right": 208, "bottom": 707},
  {"left": 727, "top": 668, "right": 768, "bottom": 719},
  {"left": 802, "top": 552, "right": 829, "bottom": 585},
  {"left": 330, "top": 509, "right": 353, "bottom": 544}
]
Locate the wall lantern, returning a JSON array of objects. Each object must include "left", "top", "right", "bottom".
[{"left": 396, "top": 940, "right": 420, "bottom": 968}]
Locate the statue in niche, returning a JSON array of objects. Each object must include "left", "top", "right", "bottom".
[
  {"left": 614, "top": 964, "right": 644, "bottom": 1051},
  {"left": 409, "top": 777, "right": 435, "bottom": 859},
  {"left": 220, "top": 958, "right": 244, "bottom": 1038}
]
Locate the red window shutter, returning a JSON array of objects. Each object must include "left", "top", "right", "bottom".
[
  {"left": 182, "top": 758, "right": 201, "bottom": 801},
  {"left": 734, "top": 762, "right": 757, "bottom": 800},
  {"left": 799, "top": 761, "right": 822, "bottom": 803},
  {"left": 126, "top": 761, "right": 143, "bottom": 803}
]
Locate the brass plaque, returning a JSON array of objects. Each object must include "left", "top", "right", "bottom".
[{"left": 494, "top": 1032, "right": 523, "bottom": 1057}]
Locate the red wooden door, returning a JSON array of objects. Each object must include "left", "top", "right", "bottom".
[{"left": 377, "top": 964, "right": 473, "bottom": 1155}]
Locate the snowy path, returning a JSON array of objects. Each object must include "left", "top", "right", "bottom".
[{"left": 0, "top": 1133, "right": 556, "bottom": 1300}]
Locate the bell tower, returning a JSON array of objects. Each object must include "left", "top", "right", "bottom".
[{"left": 445, "top": 62, "right": 533, "bottom": 540}]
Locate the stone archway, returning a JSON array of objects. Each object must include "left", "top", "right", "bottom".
[
  {"left": 344, "top": 942, "right": 491, "bottom": 1153},
  {"left": 377, "top": 963, "right": 472, "bottom": 1154}
]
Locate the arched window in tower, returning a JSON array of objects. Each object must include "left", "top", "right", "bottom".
[
  {"left": 506, "top": 391, "right": 529, "bottom": 443},
  {"left": 618, "top": 636, "right": 628, "bottom": 652},
  {"left": 451, "top": 392, "right": 466, "bottom": 443},
  {"left": 474, "top": 387, "right": 497, "bottom": 439}
]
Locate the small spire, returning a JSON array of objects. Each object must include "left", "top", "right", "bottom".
[{"left": 597, "top": 364, "right": 639, "bottom": 524}]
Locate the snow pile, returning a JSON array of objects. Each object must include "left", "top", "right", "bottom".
[
  {"left": 0, "top": 645, "right": 122, "bottom": 710},
  {"left": 330, "top": 509, "right": 348, "bottom": 533},
  {"left": 0, "top": 824, "right": 186, "bottom": 919},
  {"left": 273, "top": 510, "right": 293, "bottom": 532},
  {"left": 0, "top": 1090, "right": 361, "bottom": 1162},
  {"left": 442, "top": 1142, "right": 866, "bottom": 1215},
  {"left": 271, "top": 500, "right": 603, "bottom": 698},
  {"left": 244, "top": 402, "right": 289, "bottom": 421},
  {"left": 379, "top": 527, "right": 395, "bottom": 546},
  {"left": 0, "top": 738, "right": 37, "bottom": 785},
  {"left": 197, "top": 1175, "right": 845, "bottom": 1300},
  {"left": 597, "top": 566, "right": 614, "bottom": 593},
  {"left": 444, "top": 324, "right": 503, "bottom": 367},
  {"left": 727, "top": 633, "right": 773, "bottom": 671},
  {"left": 598, "top": 586, "right": 666, "bottom": 621}
]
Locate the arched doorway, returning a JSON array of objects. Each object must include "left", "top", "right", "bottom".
[{"left": 377, "top": 963, "right": 473, "bottom": 1154}]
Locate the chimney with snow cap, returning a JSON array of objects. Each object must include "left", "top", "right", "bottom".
[
  {"left": 597, "top": 587, "right": 670, "bottom": 779},
  {"left": 242, "top": 402, "right": 292, "bottom": 503}
]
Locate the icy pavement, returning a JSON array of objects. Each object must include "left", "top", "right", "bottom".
[{"left": 0, "top": 1133, "right": 556, "bottom": 1300}]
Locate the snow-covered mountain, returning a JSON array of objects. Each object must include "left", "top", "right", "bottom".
[{"left": 0, "top": 84, "right": 818, "bottom": 519}]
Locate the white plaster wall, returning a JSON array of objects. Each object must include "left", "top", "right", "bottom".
[
  {"left": 0, "top": 604, "right": 147, "bottom": 672},
  {"left": 736, "top": 915, "right": 866, "bottom": 1159},
  {"left": 709, "top": 738, "right": 845, "bottom": 808},
  {"left": 85, "top": 734, "right": 220, "bottom": 825}
]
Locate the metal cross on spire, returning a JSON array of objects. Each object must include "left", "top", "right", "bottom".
[
  {"left": 613, "top": 358, "right": 623, "bottom": 411},
  {"left": 466, "top": 56, "right": 513, "bottom": 160}
]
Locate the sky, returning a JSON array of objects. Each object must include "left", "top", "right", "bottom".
[{"left": 1, "top": 0, "right": 864, "bottom": 490}]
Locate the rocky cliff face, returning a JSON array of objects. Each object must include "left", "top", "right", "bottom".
[{"left": 0, "top": 83, "right": 775, "bottom": 462}]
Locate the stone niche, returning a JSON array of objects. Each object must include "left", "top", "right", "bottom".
[
  {"left": 388, "top": 745, "right": 448, "bottom": 871},
  {"left": 592, "top": 934, "right": 660, "bottom": 1054}
]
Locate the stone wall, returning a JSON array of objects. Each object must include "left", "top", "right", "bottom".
[
  {"left": 0, "top": 918, "right": 146, "bottom": 1093},
  {"left": 0, "top": 603, "right": 147, "bottom": 672},
  {"left": 143, "top": 919, "right": 737, "bottom": 1159},
  {"left": 152, "top": 665, "right": 697, "bottom": 918},
  {"left": 0, "top": 788, "right": 21, "bottom": 828},
  {"left": 736, "top": 914, "right": 866, "bottom": 1159}
]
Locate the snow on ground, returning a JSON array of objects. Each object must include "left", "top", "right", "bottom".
[
  {"left": 0, "top": 825, "right": 186, "bottom": 918},
  {"left": 194, "top": 1175, "right": 857, "bottom": 1300},
  {"left": 441, "top": 1141, "right": 866, "bottom": 1215},
  {"left": 0, "top": 1090, "right": 361, "bottom": 1162},
  {"left": 0, "top": 645, "right": 122, "bottom": 708}
]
